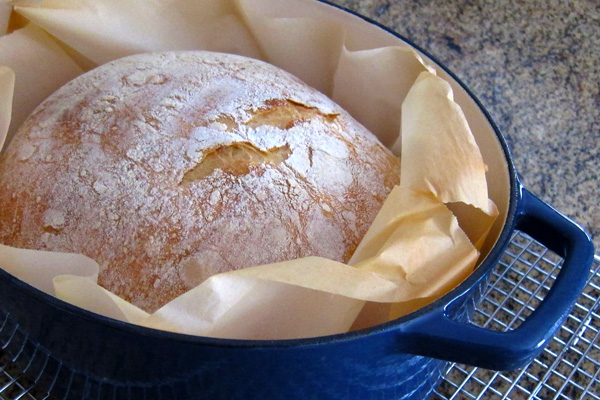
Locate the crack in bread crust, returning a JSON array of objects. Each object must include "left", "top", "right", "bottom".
[{"left": 181, "top": 143, "right": 292, "bottom": 183}]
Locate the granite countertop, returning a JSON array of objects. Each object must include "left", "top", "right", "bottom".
[{"left": 331, "top": 0, "right": 599, "bottom": 252}]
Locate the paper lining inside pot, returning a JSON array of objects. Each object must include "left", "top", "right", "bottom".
[{"left": 0, "top": 0, "right": 498, "bottom": 340}]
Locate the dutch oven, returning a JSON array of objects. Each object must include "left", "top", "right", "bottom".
[{"left": 0, "top": 1, "right": 594, "bottom": 399}]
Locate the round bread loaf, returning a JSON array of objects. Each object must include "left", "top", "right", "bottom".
[{"left": 0, "top": 51, "right": 401, "bottom": 313}]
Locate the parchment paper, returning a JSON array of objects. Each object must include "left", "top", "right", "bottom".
[
  {"left": 0, "top": 66, "right": 13, "bottom": 149},
  {"left": 0, "top": 0, "right": 498, "bottom": 340},
  {"left": 0, "top": 2, "right": 11, "bottom": 35}
]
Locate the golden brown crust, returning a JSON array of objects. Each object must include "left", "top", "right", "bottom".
[{"left": 0, "top": 51, "right": 400, "bottom": 312}]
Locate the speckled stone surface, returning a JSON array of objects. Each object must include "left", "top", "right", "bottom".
[{"left": 330, "top": 0, "right": 599, "bottom": 252}]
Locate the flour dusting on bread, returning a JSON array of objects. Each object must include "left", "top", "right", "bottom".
[{"left": 0, "top": 51, "right": 401, "bottom": 312}]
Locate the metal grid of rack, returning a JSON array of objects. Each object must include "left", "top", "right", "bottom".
[
  {"left": 1, "top": 231, "right": 599, "bottom": 400},
  {"left": 433, "top": 232, "right": 600, "bottom": 400},
  {"left": 0, "top": 353, "right": 44, "bottom": 399}
]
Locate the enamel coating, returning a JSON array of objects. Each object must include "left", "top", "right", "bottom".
[{"left": 0, "top": 2, "right": 594, "bottom": 399}]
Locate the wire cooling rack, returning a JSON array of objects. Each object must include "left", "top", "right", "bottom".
[
  {"left": 1, "top": 231, "right": 599, "bottom": 400},
  {"left": 433, "top": 232, "right": 600, "bottom": 400}
]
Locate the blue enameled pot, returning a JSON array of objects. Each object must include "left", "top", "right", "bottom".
[{"left": 0, "top": 1, "right": 594, "bottom": 399}]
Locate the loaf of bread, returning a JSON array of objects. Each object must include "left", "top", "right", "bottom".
[{"left": 0, "top": 51, "right": 401, "bottom": 312}]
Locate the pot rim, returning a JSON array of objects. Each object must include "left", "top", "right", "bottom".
[{"left": 0, "top": 0, "right": 520, "bottom": 350}]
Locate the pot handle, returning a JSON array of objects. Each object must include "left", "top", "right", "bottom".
[{"left": 401, "top": 188, "right": 594, "bottom": 371}]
